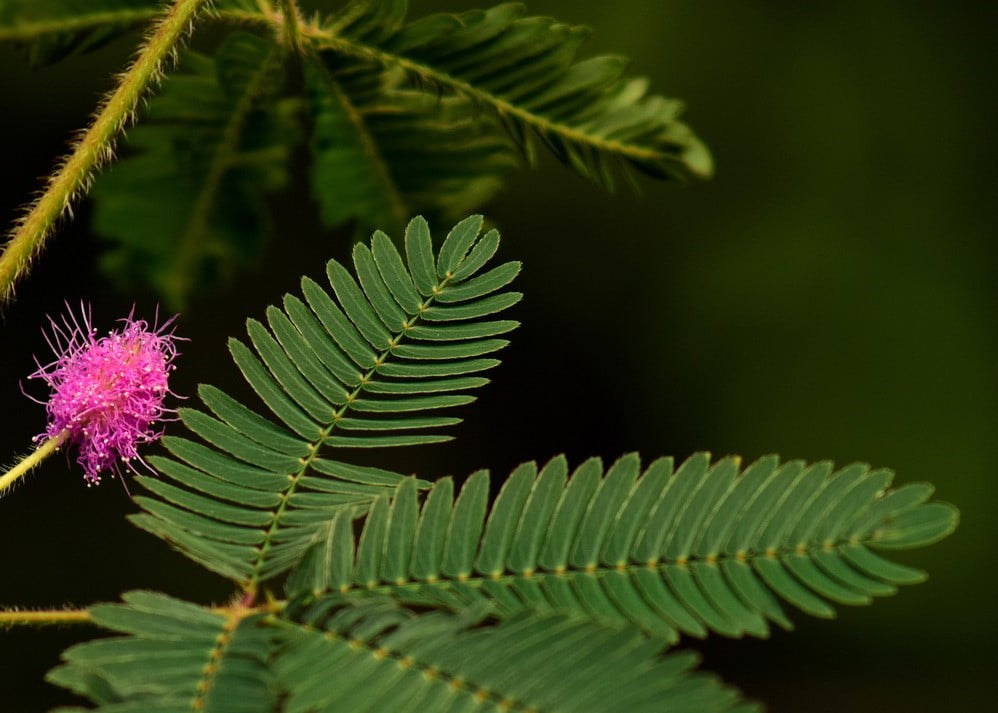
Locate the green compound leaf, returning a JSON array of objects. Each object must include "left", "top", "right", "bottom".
[
  {"left": 307, "top": 54, "right": 517, "bottom": 235},
  {"left": 0, "top": 0, "right": 265, "bottom": 66},
  {"left": 315, "top": 1, "right": 713, "bottom": 190},
  {"left": 0, "top": 0, "right": 161, "bottom": 66},
  {"left": 91, "top": 31, "right": 296, "bottom": 308},
  {"left": 275, "top": 595, "right": 759, "bottom": 713},
  {"left": 289, "top": 453, "right": 958, "bottom": 643},
  {"left": 131, "top": 217, "right": 520, "bottom": 591},
  {"left": 46, "top": 591, "right": 275, "bottom": 713}
]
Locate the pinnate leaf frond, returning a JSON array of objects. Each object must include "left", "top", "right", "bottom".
[
  {"left": 47, "top": 591, "right": 275, "bottom": 713},
  {"left": 288, "top": 453, "right": 958, "bottom": 643},
  {"left": 0, "top": 0, "right": 265, "bottom": 66},
  {"left": 314, "top": 1, "right": 713, "bottom": 189},
  {"left": 307, "top": 54, "right": 517, "bottom": 235},
  {"left": 0, "top": 0, "right": 161, "bottom": 65},
  {"left": 130, "top": 216, "right": 521, "bottom": 591},
  {"left": 275, "top": 594, "right": 759, "bottom": 713}
]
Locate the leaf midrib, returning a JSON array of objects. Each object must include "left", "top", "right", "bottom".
[
  {"left": 272, "top": 617, "right": 542, "bottom": 713},
  {"left": 338, "top": 533, "right": 892, "bottom": 598},
  {"left": 190, "top": 605, "right": 247, "bottom": 711},
  {"left": 243, "top": 270, "right": 460, "bottom": 595}
]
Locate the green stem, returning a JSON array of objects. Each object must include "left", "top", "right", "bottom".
[
  {"left": 0, "top": 607, "right": 92, "bottom": 628},
  {"left": 0, "top": 0, "right": 213, "bottom": 303},
  {"left": 281, "top": 0, "right": 305, "bottom": 53},
  {"left": 0, "top": 431, "right": 66, "bottom": 496},
  {"left": 0, "top": 599, "right": 283, "bottom": 628}
]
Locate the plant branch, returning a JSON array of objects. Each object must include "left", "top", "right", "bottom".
[
  {"left": 0, "top": 0, "right": 213, "bottom": 303},
  {"left": 0, "top": 607, "right": 92, "bottom": 628},
  {"left": 280, "top": 0, "right": 304, "bottom": 53},
  {"left": 0, "top": 598, "right": 284, "bottom": 628},
  {"left": 0, "top": 431, "right": 66, "bottom": 496},
  {"left": 0, "top": 609, "right": 92, "bottom": 630}
]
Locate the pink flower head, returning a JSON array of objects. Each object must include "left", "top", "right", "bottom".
[{"left": 26, "top": 304, "right": 181, "bottom": 486}]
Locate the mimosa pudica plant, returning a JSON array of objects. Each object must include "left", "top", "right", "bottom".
[{"left": 0, "top": 2, "right": 958, "bottom": 712}]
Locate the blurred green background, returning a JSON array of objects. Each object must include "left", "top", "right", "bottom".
[{"left": 1, "top": 1, "right": 995, "bottom": 710}]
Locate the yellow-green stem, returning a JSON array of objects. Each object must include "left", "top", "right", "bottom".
[
  {"left": 0, "top": 608, "right": 92, "bottom": 628},
  {"left": 0, "top": 0, "right": 213, "bottom": 303},
  {"left": 0, "top": 431, "right": 66, "bottom": 496},
  {"left": 0, "top": 599, "right": 284, "bottom": 628},
  {"left": 281, "top": 0, "right": 305, "bottom": 53}
]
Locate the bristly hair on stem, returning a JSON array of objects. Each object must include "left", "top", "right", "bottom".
[
  {"left": 0, "top": 0, "right": 214, "bottom": 304},
  {"left": 0, "top": 431, "right": 66, "bottom": 497}
]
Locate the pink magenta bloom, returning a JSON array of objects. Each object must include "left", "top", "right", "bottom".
[{"left": 27, "top": 305, "right": 181, "bottom": 486}]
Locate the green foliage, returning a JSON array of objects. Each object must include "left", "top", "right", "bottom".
[
  {"left": 317, "top": 1, "right": 713, "bottom": 188},
  {"left": 0, "top": 1, "right": 963, "bottom": 709},
  {"left": 130, "top": 216, "right": 521, "bottom": 586},
  {"left": 275, "top": 595, "right": 759, "bottom": 713},
  {"left": 286, "top": 453, "right": 958, "bottom": 642},
  {"left": 93, "top": 32, "right": 293, "bottom": 308},
  {"left": 25, "top": 215, "right": 958, "bottom": 712},
  {"left": 1, "top": 0, "right": 710, "bottom": 305},
  {"left": 307, "top": 55, "right": 517, "bottom": 234},
  {"left": 0, "top": 0, "right": 160, "bottom": 66},
  {"left": 0, "top": 0, "right": 261, "bottom": 66},
  {"left": 47, "top": 591, "right": 276, "bottom": 713},
  {"left": 45, "top": 592, "right": 759, "bottom": 713}
]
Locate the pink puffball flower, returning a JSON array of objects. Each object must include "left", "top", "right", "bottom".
[{"left": 26, "top": 305, "right": 182, "bottom": 486}]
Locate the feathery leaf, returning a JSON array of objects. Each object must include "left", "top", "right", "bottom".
[
  {"left": 314, "top": 1, "right": 712, "bottom": 189},
  {"left": 47, "top": 591, "right": 275, "bottom": 713},
  {"left": 131, "top": 217, "right": 520, "bottom": 591},
  {"left": 0, "top": 0, "right": 160, "bottom": 65},
  {"left": 289, "top": 453, "right": 959, "bottom": 643},
  {"left": 307, "top": 53, "right": 516, "bottom": 235},
  {"left": 276, "top": 594, "right": 758, "bottom": 713},
  {"left": 0, "top": 0, "right": 266, "bottom": 66}
]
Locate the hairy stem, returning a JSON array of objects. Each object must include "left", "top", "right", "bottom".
[
  {"left": 281, "top": 0, "right": 305, "bottom": 53},
  {"left": 0, "top": 431, "right": 66, "bottom": 496},
  {"left": 0, "top": 608, "right": 92, "bottom": 628},
  {"left": 0, "top": 599, "right": 284, "bottom": 628},
  {"left": 0, "top": 0, "right": 213, "bottom": 303}
]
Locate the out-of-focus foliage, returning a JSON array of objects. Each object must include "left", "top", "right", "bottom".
[
  {"left": 0, "top": 0, "right": 710, "bottom": 307},
  {"left": 93, "top": 33, "right": 293, "bottom": 307}
]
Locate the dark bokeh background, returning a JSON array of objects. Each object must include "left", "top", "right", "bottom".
[{"left": 2, "top": 1, "right": 996, "bottom": 710}]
